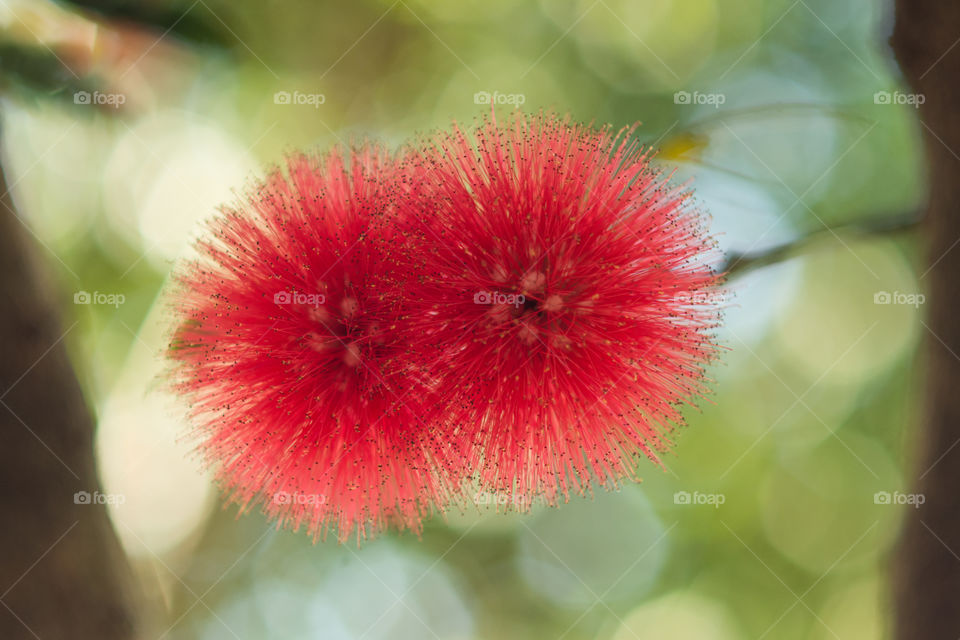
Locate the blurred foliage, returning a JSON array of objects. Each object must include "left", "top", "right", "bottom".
[
  {"left": 0, "top": 0, "right": 928, "bottom": 638},
  {"left": 56, "top": 0, "right": 232, "bottom": 48},
  {"left": 0, "top": 43, "right": 98, "bottom": 106}
]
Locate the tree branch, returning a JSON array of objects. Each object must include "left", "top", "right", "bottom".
[
  {"left": 720, "top": 211, "right": 922, "bottom": 277},
  {"left": 890, "top": 2, "right": 960, "bottom": 638},
  {"left": 0, "top": 144, "right": 138, "bottom": 637}
]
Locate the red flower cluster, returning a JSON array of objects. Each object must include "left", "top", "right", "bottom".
[{"left": 168, "top": 112, "right": 721, "bottom": 542}]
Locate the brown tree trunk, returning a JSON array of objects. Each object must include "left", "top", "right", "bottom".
[
  {"left": 0, "top": 159, "right": 138, "bottom": 636},
  {"left": 891, "top": 3, "right": 960, "bottom": 639}
]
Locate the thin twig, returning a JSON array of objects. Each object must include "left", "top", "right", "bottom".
[{"left": 720, "top": 210, "right": 922, "bottom": 277}]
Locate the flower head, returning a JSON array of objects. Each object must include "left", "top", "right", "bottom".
[
  {"left": 167, "top": 148, "right": 456, "bottom": 541},
  {"left": 168, "top": 114, "right": 722, "bottom": 541},
  {"left": 394, "top": 112, "right": 721, "bottom": 505}
]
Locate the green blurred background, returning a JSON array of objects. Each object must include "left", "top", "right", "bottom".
[{"left": 0, "top": 0, "right": 927, "bottom": 637}]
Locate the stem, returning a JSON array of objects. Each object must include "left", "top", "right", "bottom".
[{"left": 720, "top": 211, "right": 921, "bottom": 277}]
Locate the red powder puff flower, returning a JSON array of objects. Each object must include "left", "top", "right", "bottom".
[
  {"left": 393, "top": 112, "right": 722, "bottom": 507},
  {"left": 167, "top": 147, "right": 457, "bottom": 542}
]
